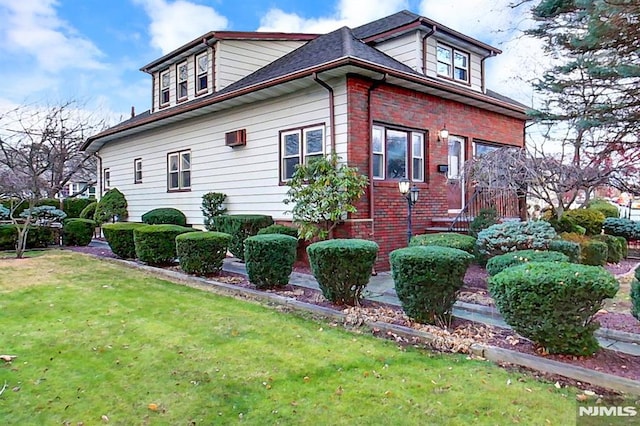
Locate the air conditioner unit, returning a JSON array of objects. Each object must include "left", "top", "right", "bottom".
[{"left": 225, "top": 129, "right": 247, "bottom": 147}]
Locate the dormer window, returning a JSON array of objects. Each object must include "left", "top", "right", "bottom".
[
  {"left": 196, "top": 53, "right": 209, "bottom": 94},
  {"left": 160, "top": 70, "right": 170, "bottom": 106},
  {"left": 436, "top": 44, "right": 469, "bottom": 83},
  {"left": 177, "top": 62, "right": 188, "bottom": 101}
]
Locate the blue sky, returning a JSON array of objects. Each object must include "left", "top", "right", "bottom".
[{"left": 0, "top": 0, "right": 541, "bottom": 124}]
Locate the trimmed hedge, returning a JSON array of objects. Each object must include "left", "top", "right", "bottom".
[
  {"left": 586, "top": 199, "right": 619, "bottom": 219},
  {"left": 486, "top": 249, "right": 569, "bottom": 276},
  {"left": 102, "top": 222, "right": 146, "bottom": 259},
  {"left": 603, "top": 217, "right": 640, "bottom": 240},
  {"left": 133, "top": 224, "right": 197, "bottom": 265},
  {"left": 409, "top": 232, "right": 476, "bottom": 255},
  {"left": 632, "top": 266, "right": 640, "bottom": 321},
  {"left": 581, "top": 240, "right": 608, "bottom": 266},
  {"left": 390, "top": 246, "right": 474, "bottom": 325},
  {"left": 210, "top": 214, "right": 274, "bottom": 260},
  {"left": 592, "top": 234, "right": 625, "bottom": 264},
  {"left": 548, "top": 239, "right": 581, "bottom": 263},
  {"left": 563, "top": 209, "right": 605, "bottom": 236},
  {"left": 0, "top": 224, "right": 55, "bottom": 250},
  {"left": 307, "top": 239, "right": 378, "bottom": 306},
  {"left": 79, "top": 201, "right": 98, "bottom": 220},
  {"left": 244, "top": 234, "right": 298, "bottom": 288},
  {"left": 63, "top": 198, "right": 94, "bottom": 219},
  {"left": 488, "top": 262, "right": 619, "bottom": 355},
  {"left": 176, "top": 231, "right": 232, "bottom": 275},
  {"left": 142, "top": 207, "right": 187, "bottom": 226},
  {"left": 62, "top": 218, "right": 95, "bottom": 246},
  {"left": 476, "top": 220, "right": 557, "bottom": 258},
  {"left": 257, "top": 224, "right": 299, "bottom": 238}
]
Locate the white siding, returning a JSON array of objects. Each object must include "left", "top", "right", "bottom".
[
  {"left": 424, "top": 37, "right": 483, "bottom": 92},
  {"left": 374, "top": 32, "right": 422, "bottom": 72},
  {"left": 216, "top": 40, "right": 307, "bottom": 91},
  {"left": 99, "top": 77, "right": 348, "bottom": 226}
]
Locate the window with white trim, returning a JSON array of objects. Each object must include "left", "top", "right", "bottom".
[
  {"left": 160, "top": 69, "right": 170, "bottom": 106},
  {"left": 473, "top": 141, "right": 500, "bottom": 158},
  {"left": 103, "top": 168, "right": 111, "bottom": 191},
  {"left": 280, "top": 125, "right": 325, "bottom": 181},
  {"left": 177, "top": 61, "right": 188, "bottom": 101},
  {"left": 168, "top": 150, "right": 191, "bottom": 191},
  {"left": 436, "top": 44, "right": 469, "bottom": 83},
  {"left": 196, "top": 52, "right": 209, "bottom": 94},
  {"left": 372, "top": 125, "right": 426, "bottom": 181},
  {"left": 134, "top": 158, "right": 142, "bottom": 184}
]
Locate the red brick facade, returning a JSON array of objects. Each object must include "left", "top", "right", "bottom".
[{"left": 337, "top": 75, "right": 526, "bottom": 270}]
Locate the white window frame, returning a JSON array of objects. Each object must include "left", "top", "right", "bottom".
[
  {"left": 168, "top": 150, "right": 191, "bottom": 191},
  {"left": 195, "top": 52, "right": 209, "bottom": 94},
  {"left": 160, "top": 69, "right": 171, "bottom": 106},
  {"left": 134, "top": 158, "right": 142, "bottom": 184},
  {"left": 412, "top": 133, "right": 424, "bottom": 181},
  {"left": 177, "top": 61, "right": 188, "bottom": 101},
  {"left": 280, "top": 125, "right": 325, "bottom": 181},
  {"left": 372, "top": 125, "right": 425, "bottom": 182},
  {"left": 436, "top": 43, "right": 470, "bottom": 83},
  {"left": 473, "top": 141, "right": 500, "bottom": 158},
  {"left": 103, "top": 168, "right": 111, "bottom": 191}
]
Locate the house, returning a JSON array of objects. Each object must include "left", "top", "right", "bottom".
[{"left": 82, "top": 10, "right": 528, "bottom": 270}]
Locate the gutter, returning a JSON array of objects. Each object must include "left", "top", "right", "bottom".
[
  {"left": 480, "top": 50, "right": 497, "bottom": 93},
  {"left": 312, "top": 73, "right": 336, "bottom": 155},
  {"left": 94, "top": 152, "right": 103, "bottom": 198}
]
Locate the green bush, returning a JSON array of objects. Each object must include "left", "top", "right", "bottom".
[
  {"left": 631, "top": 268, "right": 640, "bottom": 321},
  {"left": 79, "top": 201, "right": 98, "bottom": 220},
  {"left": 592, "top": 234, "right": 625, "bottom": 264},
  {"left": 546, "top": 215, "right": 582, "bottom": 234},
  {"left": 468, "top": 207, "right": 500, "bottom": 238},
  {"left": 586, "top": 199, "right": 619, "bottom": 219},
  {"left": 20, "top": 205, "right": 67, "bottom": 224},
  {"left": 563, "top": 209, "right": 605, "bottom": 236},
  {"left": 390, "top": 246, "right": 474, "bottom": 325},
  {"left": 581, "top": 240, "right": 608, "bottom": 266},
  {"left": 201, "top": 192, "right": 227, "bottom": 230},
  {"left": 602, "top": 217, "right": 640, "bottom": 240},
  {"left": 486, "top": 249, "right": 569, "bottom": 276},
  {"left": 63, "top": 198, "right": 94, "bottom": 219},
  {"left": 548, "top": 239, "right": 581, "bottom": 263},
  {"left": 476, "top": 220, "right": 557, "bottom": 258},
  {"left": 62, "top": 218, "right": 96, "bottom": 246},
  {"left": 95, "top": 188, "right": 128, "bottom": 224},
  {"left": 133, "top": 224, "right": 197, "bottom": 265},
  {"left": 210, "top": 215, "right": 274, "bottom": 260},
  {"left": 307, "top": 239, "right": 378, "bottom": 306},
  {"left": 102, "top": 222, "right": 146, "bottom": 259},
  {"left": 141, "top": 207, "right": 187, "bottom": 226},
  {"left": 409, "top": 232, "right": 476, "bottom": 255},
  {"left": 257, "top": 224, "right": 299, "bottom": 238},
  {"left": 244, "top": 234, "right": 298, "bottom": 288},
  {"left": 0, "top": 224, "right": 55, "bottom": 250},
  {"left": 615, "top": 236, "right": 628, "bottom": 259},
  {"left": 176, "top": 232, "right": 232, "bottom": 275},
  {"left": 488, "top": 262, "right": 618, "bottom": 355}
]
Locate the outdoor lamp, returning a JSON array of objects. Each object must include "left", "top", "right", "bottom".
[
  {"left": 398, "top": 178, "right": 420, "bottom": 243},
  {"left": 437, "top": 125, "right": 449, "bottom": 142}
]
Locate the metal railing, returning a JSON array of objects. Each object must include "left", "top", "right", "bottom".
[{"left": 448, "top": 188, "right": 520, "bottom": 233}]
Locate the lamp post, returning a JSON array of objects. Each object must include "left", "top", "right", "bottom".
[{"left": 398, "top": 178, "right": 420, "bottom": 244}]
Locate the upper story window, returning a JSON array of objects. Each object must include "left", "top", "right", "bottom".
[
  {"left": 168, "top": 150, "right": 191, "bottom": 191},
  {"left": 134, "top": 158, "right": 142, "bottom": 184},
  {"left": 177, "top": 62, "right": 188, "bottom": 101},
  {"left": 280, "top": 125, "right": 325, "bottom": 181},
  {"left": 160, "top": 70, "right": 171, "bottom": 106},
  {"left": 436, "top": 44, "right": 469, "bottom": 83},
  {"left": 196, "top": 52, "right": 209, "bottom": 94},
  {"left": 372, "top": 125, "right": 425, "bottom": 181}
]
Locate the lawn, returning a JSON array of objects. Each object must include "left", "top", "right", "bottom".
[{"left": 0, "top": 251, "right": 578, "bottom": 425}]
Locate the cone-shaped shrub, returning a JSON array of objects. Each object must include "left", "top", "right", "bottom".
[
  {"left": 488, "top": 262, "right": 619, "bottom": 355},
  {"left": 62, "top": 218, "right": 96, "bottom": 246},
  {"left": 486, "top": 249, "right": 569, "bottom": 276},
  {"left": 307, "top": 239, "right": 378, "bottom": 306},
  {"left": 103, "top": 222, "right": 146, "bottom": 259},
  {"left": 176, "top": 231, "right": 231, "bottom": 275},
  {"left": 133, "top": 224, "right": 196, "bottom": 265},
  {"left": 390, "top": 246, "right": 474, "bottom": 325},
  {"left": 244, "top": 234, "right": 297, "bottom": 288}
]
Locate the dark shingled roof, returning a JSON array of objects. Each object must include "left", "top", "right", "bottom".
[
  {"left": 352, "top": 10, "right": 422, "bottom": 39},
  {"left": 486, "top": 89, "right": 529, "bottom": 110}
]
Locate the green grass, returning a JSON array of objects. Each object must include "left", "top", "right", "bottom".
[{"left": 0, "top": 252, "right": 578, "bottom": 425}]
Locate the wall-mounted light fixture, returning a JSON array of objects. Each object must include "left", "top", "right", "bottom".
[{"left": 437, "top": 125, "right": 449, "bottom": 142}]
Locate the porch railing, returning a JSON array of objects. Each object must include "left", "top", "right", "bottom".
[{"left": 448, "top": 188, "right": 520, "bottom": 233}]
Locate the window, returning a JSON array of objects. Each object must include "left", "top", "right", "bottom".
[
  {"left": 177, "top": 62, "right": 188, "bottom": 101},
  {"left": 160, "top": 70, "right": 170, "bottom": 106},
  {"left": 103, "top": 168, "right": 111, "bottom": 190},
  {"left": 280, "top": 125, "right": 325, "bottom": 181},
  {"left": 436, "top": 44, "right": 469, "bottom": 83},
  {"left": 196, "top": 52, "right": 208, "bottom": 94},
  {"left": 473, "top": 141, "right": 500, "bottom": 157},
  {"left": 134, "top": 158, "right": 142, "bottom": 183},
  {"left": 372, "top": 125, "right": 425, "bottom": 181},
  {"left": 168, "top": 150, "right": 191, "bottom": 191}
]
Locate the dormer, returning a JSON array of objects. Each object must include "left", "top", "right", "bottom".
[{"left": 141, "top": 32, "right": 317, "bottom": 113}]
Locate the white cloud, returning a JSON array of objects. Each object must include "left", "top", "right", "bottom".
[
  {"left": 134, "top": 0, "right": 228, "bottom": 54},
  {"left": 257, "top": 0, "right": 409, "bottom": 33},
  {"left": 0, "top": 0, "right": 104, "bottom": 71}
]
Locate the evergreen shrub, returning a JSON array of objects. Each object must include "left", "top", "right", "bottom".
[
  {"left": 133, "top": 224, "right": 196, "bottom": 265},
  {"left": 79, "top": 201, "right": 98, "bottom": 220},
  {"left": 486, "top": 249, "right": 569, "bottom": 276},
  {"left": 176, "top": 231, "right": 232, "bottom": 275},
  {"left": 142, "top": 207, "right": 187, "bottom": 226},
  {"left": 210, "top": 214, "right": 274, "bottom": 260},
  {"left": 632, "top": 266, "right": 640, "bottom": 321},
  {"left": 244, "top": 234, "right": 297, "bottom": 288},
  {"left": 63, "top": 198, "right": 94, "bottom": 218},
  {"left": 201, "top": 192, "right": 227, "bottom": 230},
  {"left": 94, "top": 189, "right": 128, "bottom": 224},
  {"left": 592, "top": 234, "right": 625, "bottom": 263},
  {"left": 602, "top": 217, "right": 640, "bottom": 240},
  {"left": 307, "top": 239, "right": 378, "bottom": 306},
  {"left": 581, "top": 240, "right": 608, "bottom": 266},
  {"left": 586, "top": 199, "right": 619, "bottom": 218},
  {"left": 62, "top": 218, "right": 95, "bottom": 246},
  {"left": 390, "top": 246, "right": 474, "bottom": 325},
  {"left": 0, "top": 224, "right": 55, "bottom": 250},
  {"left": 476, "top": 220, "right": 557, "bottom": 258},
  {"left": 488, "top": 262, "right": 619, "bottom": 355},
  {"left": 102, "top": 222, "right": 146, "bottom": 259},
  {"left": 468, "top": 207, "right": 499, "bottom": 238},
  {"left": 409, "top": 232, "right": 476, "bottom": 255},
  {"left": 548, "top": 239, "right": 581, "bottom": 263},
  {"left": 257, "top": 224, "right": 299, "bottom": 238},
  {"left": 563, "top": 209, "right": 605, "bottom": 236}
]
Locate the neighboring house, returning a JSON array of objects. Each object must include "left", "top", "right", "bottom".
[
  {"left": 55, "top": 182, "right": 96, "bottom": 200},
  {"left": 83, "top": 10, "right": 528, "bottom": 270}
]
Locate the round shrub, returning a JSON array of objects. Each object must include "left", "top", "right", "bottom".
[
  {"left": 244, "top": 234, "right": 297, "bottom": 288},
  {"left": 486, "top": 249, "right": 569, "bottom": 276},
  {"left": 563, "top": 209, "right": 605, "bottom": 236},
  {"left": 592, "top": 234, "right": 625, "bottom": 264},
  {"left": 603, "top": 217, "right": 640, "bottom": 240},
  {"left": 488, "top": 262, "right": 619, "bottom": 355},
  {"left": 409, "top": 232, "right": 476, "bottom": 255},
  {"left": 176, "top": 231, "right": 232, "bottom": 275},
  {"left": 102, "top": 222, "right": 146, "bottom": 259},
  {"left": 548, "top": 239, "right": 581, "bottom": 263},
  {"left": 133, "top": 224, "right": 197, "bottom": 265},
  {"left": 631, "top": 266, "right": 640, "bottom": 321},
  {"left": 586, "top": 199, "right": 619, "bottom": 219},
  {"left": 476, "top": 220, "right": 557, "bottom": 258},
  {"left": 79, "top": 201, "right": 97, "bottom": 220},
  {"left": 62, "top": 218, "right": 96, "bottom": 246},
  {"left": 307, "top": 239, "right": 378, "bottom": 306},
  {"left": 581, "top": 240, "right": 608, "bottom": 266},
  {"left": 390, "top": 246, "right": 474, "bottom": 325},
  {"left": 63, "top": 198, "right": 94, "bottom": 219},
  {"left": 94, "top": 188, "right": 128, "bottom": 224},
  {"left": 615, "top": 236, "right": 628, "bottom": 260},
  {"left": 211, "top": 214, "right": 274, "bottom": 260},
  {"left": 142, "top": 207, "right": 187, "bottom": 226},
  {"left": 257, "top": 224, "right": 299, "bottom": 238}
]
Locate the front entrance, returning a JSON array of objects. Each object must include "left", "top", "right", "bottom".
[{"left": 447, "top": 136, "right": 465, "bottom": 213}]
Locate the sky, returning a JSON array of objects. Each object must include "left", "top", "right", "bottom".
[{"left": 0, "top": 0, "right": 544, "bottom": 125}]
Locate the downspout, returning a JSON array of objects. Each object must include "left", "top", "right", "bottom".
[
  {"left": 312, "top": 73, "right": 336, "bottom": 155},
  {"left": 94, "top": 152, "right": 103, "bottom": 198},
  {"left": 480, "top": 50, "right": 497, "bottom": 93},
  {"left": 421, "top": 26, "right": 436, "bottom": 75}
]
